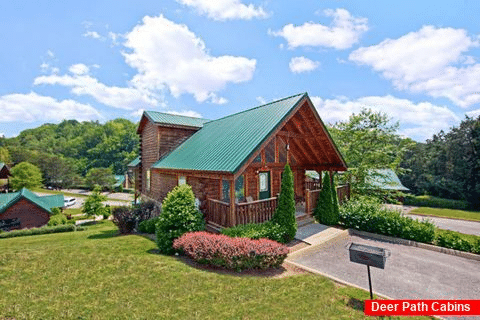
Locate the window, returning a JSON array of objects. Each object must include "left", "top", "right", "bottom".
[
  {"left": 265, "top": 138, "right": 275, "bottom": 163},
  {"left": 146, "top": 170, "right": 151, "bottom": 192},
  {"left": 278, "top": 138, "right": 287, "bottom": 163},
  {"left": 235, "top": 175, "right": 245, "bottom": 202},
  {"left": 259, "top": 172, "right": 268, "bottom": 192},
  {"left": 222, "top": 180, "right": 230, "bottom": 203},
  {"left": 178, "top": 176, "right": 186, "bottom": 185}
]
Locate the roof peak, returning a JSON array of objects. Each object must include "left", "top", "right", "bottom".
[
  {"left": 206, "top": 92, "right": 307, "bottom": 125},
  {"left": 144, "top": 110, "right": 209, "bottom": 121}
]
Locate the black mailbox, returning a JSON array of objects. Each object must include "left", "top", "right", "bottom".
[{"left": 349, "top": 243, "right": 389, "bottom": 269}]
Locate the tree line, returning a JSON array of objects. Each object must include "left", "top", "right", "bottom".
[
  {"left": 0, "top": 118, "right": 138, "bottom": 189},
  {"left": 1, "top": 111, "right": 478, "bottom": 210}
]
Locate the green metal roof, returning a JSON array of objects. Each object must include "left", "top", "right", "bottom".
[
  {"left": 0, "top": 188, "right": 64, "bottom": 214},
  {"left": 367, "top": 169, "right": 410, "bottom": 191},
  {"left": 113, "top": 175, "right": 126, "bottom": 187},
  {"left": 127, "top": 157, "right": 140, "bottom": 167},
  {"left": 0, "top": 162, "right": 4, "bottom": 169},
  {"left": 144, "top": 111, "right": 210, "bottom": 128},
  {"left": 152, "top": 93, "right": 307, "bottom": 173}
]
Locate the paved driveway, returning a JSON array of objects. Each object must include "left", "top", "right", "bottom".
[
  {"left": 289, "top": 235, "right": 480, "bottom": 302},
  {"left": 406, "top": 214, "right": 480, "bottom": 236}
]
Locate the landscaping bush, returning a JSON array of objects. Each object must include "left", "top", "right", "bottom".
[
  {"left": 404, "top": 195, "right": 469, "bottom": 210},
  {"left": 137, "top": 216, "right": 160, "bottom": 234},
  {"left": 156, "top": 185, "right": 205, "bottom": 254},
  {"left": 47, "top": 214, "right": 68, "bottom": 226},
  {"left": 173, "top": 231, "right": 289, "bottom": 270},
  {"left": 315, "top": 172, "right": 339, "bottom": 225},
  {"left": 133, "top": 200, "right": 160, "bottom": 222},
  {"left": 271, "top": 163, "right": 297, "bottom": 242},
  {"left": 50, "top": 207, "right": 62, "bottom": 216},
  {"left": 339, "top": 197, "right": 436, "bottom": 243},
  {"left": 221, "top": 221, "right": 288, "bottom": 244},
  {"left": 112, "top": 206, "right": 136, "bottom": 234},
  {"left": 435, "top": 230, "right": 480, "bottom": 254},
  {"left": 0, "top": 224, "right": 85, "bottom": 239},
  {"left": 112, "top": 200, "right": 161, "bottom": 234}
]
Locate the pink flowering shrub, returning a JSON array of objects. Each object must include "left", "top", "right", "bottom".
[{"left": 173, "top": 231, "right": 289, "bottom": 270}]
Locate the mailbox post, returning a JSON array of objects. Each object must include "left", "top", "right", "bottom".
[{"left": 348, "top": 243, "right": 390, "bottom": 299}]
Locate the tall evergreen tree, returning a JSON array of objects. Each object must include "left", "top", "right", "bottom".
[
  {"left": 315, "top": 172, "right": 336, "bottom": 225},
  {"left": 271, "top": 163, "right": 297, "bottom": 241}
]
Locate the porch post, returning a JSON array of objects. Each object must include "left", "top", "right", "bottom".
[{"left": 229, "top": 179, "right": 236, "bottom": 227}]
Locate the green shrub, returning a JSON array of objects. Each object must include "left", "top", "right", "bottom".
[
  {"left": 404, "top": 195, "right": 469, "bottom": 210},
  {"left": 222, "top": 221, "right": 288, "bottom": 244},
  {"left": 48, "top": 214, "right": 68, "bottom": 226},
  {"left": 339, "top": 197, "right": 436, "bottom": 243},
  {"left": 102, "top": 205, "right": 111, "bottom": 220},
  {"left": 138, "top": 216, "right": 160, "bottom": 234},
  {"left": 435, "top": 230, "right": 480, "bottom": 254},
  {"left": 315, "top": 172, "right": 339, "bottom": 225},
  {"left": 271, "top": 164, "right": 297, "bottom": 241},
  {"left": 156, "top": 184, "right": 205, "bottom": 254},
  {"left": 0, "top": 224, "right": 85, "bottom": 239},
  {"left": 50, "top": 207, "right": 62, "bottom": 216}
]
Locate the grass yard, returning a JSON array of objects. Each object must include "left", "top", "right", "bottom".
[
  {"left": 0, "top": 221, "right": 430, "bottom": 320},
  {"left": 410, "top": 207, "right": 480, "bottom": 222}
]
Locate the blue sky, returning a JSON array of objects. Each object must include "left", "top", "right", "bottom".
[{"left": 1, "top": 0, "right": 480, "bottom": 141}]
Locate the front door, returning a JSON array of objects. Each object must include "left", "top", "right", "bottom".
[{"left": 259, "top": 171, "right": 271, "bottom": 200}]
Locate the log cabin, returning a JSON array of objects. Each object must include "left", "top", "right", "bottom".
[{"left": 135, "top": 93, "right": 348, "bottom": 228}]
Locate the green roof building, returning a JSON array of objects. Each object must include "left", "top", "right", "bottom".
[
  {"left": 0, "top": 188, "right": 64, "bottom": 230},
  {"left": 136, "top": 93, "right": 348, "bottom": 227}
]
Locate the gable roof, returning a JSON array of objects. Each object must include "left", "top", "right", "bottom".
[
  {"left": 367, "top": 169, "right": 410, "bottom": 191},
  {"left": 145, "top": 111, "right": 209, "bottom": 128},
  {"left": 127, "top": 156, "right": 140, "bottom": 168},
  {"left": 152, "top": 93, "right": 309, "bottom": 173},
  {"left": 0, "top": 188, "right": 64, "bottom": 214},
  {"left": 113, "top": 175, "right": 126, "bottom": 187},
  {"left": 0, "top": 162, "right": 10, "bottom": 178}
]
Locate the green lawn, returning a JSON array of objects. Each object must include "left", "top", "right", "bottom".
[
  {"left": 0, "top": 221, "right": 430, "bottom": 320},
  {"left": 410, "top": 207, "right": 480, "bottom": 222}
]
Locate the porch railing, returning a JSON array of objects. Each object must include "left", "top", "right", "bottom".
[
  {"left": 304, "top": 184, "right": 351, "bottom": 215},
  {"left": 235, "top": 197, "right": 278, "bottom": 225},
  {"left": 305, "top": 181, "right": 321, "bottom": 190},
  {"left": 205, "top": 198, "right": 230, "bottom": 227}
]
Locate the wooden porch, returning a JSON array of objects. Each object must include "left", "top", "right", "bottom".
[{"left": 205, "top": 184, "right": 350, "bottom": 228}]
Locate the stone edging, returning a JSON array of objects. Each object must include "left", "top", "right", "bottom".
[{"left": 349, "top": 229, "right": 480, "bottom": 262}]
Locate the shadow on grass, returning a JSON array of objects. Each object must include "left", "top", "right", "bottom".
[
  {"left": 346, "top": 297, "right": 365, "bottom": 312},
  {"left": 87, "top": 230, "right": 119, "bottom": 239},
  {"left": 146, "top": 249, "right": 289, "bottom": 278}
]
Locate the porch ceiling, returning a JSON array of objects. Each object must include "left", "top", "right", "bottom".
[{"left": 277, "top": 103, "right": 347, "bottom": 171}]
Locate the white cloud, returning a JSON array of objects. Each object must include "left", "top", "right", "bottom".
[
  {"left": 176, "top": 0, "right": 268, "bottom": 21},
  {"left": 40, "top": 63, "right": 50, "bottom": 73},
  {"left": 270, "top": 8, "right": 368, "bottom": 49},
  {"left": 46, "top": 50, "right": 55, "bottom": 58},
  {"left": 34, "top": 71, "right": 158, "bottom": 110},
  {"left": 311, "top": 95, "right": 459, "bottom": 141},
  {"left": 466, "top": 108, "right": 480, "bottom": 118},
  {"left": 0, "top": 92, "right": 101, "bottom": 122},
  {"left": 289, "top": 56, "right": 320, "bottom": 73},
  {"left": 83, "top": 31, "right": 102, "bottom": 39},
  {"left": 69, "top": 63, "right": 90, "bottom": 75},
  {"left": 349, "top": 26, "right": 480, "bottom": 108},
  {"left": 256, "top": 96, "right": 266, "bottom": 104},
  {"left": 123, "top": 15, "right": 256, "bottom": 104},
  {"left": 165, "top": 110, "right": 203, "bottom": 118}
]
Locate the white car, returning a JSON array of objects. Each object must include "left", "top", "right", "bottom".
[{"left": 64, "top": 197, "right": 76, "bottom": 207}]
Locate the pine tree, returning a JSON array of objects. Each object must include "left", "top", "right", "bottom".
[
  {"left": 314, "top": 172, "right": 335, "bottom": 225},
  {"left": 331, "top": 175, "right": 340, "bottom": 225},
  {"left": 271, "top": 163, "right": 297, "bottom": 241}
]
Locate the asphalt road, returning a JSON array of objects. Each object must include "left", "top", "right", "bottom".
[
  {"left": 406, "top": 214, "right": 480, "bottom": 236},
  {"left": 290, "top": 235, "right": 480, "bottom": 302}
]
